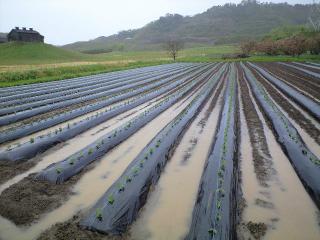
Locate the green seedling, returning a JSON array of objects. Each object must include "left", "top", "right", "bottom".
[
  {"left": 302, "top": 149, "right": 307, "bottom": 155},
  {"left": 107, "top": 194, "right": 114, "bottom": 204},
  {"left": 208, "top": 228, "right": 217, "bottom": 236},
  {"left": 118, "top": 183, "right": 125, "bottom": 192},
  {"left": 125, "top": 176, "right": 132, "bottom": 183},
  {"left": 216, "top": 213, "right": 222, "bottom": 222},
  {"left": 88, "top": 148, "right": 94, "bottom": 155},
  {"left": 217, "top": 200, "right": 222, "bottom": 209},
  {"left": 140, "top": 160, "right": 145, "bottom": 168},
  {"left": 30, "top": 137, "right": 35, "bottom": 143},
  {"left": 133, "top": 166, "right": 140, "bottom": 175},
  {"left": 95, "top": 208, "right": 103, "bottom": 221},
  {"left": 56, "top": 167, "right": 63, "bottom": 174},
  {"left": 144, "top": 153, "right": 149, "bottom": 160},
  {"left": 149, "top": 148, "right": 154, "bottom": 155},
  {"left": 69, "top": 158, "right": 75, "bottom": 165}
]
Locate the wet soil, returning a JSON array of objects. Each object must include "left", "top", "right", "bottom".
[
  {"left": 0, "top": 143, "right": 66, "bottom": 185},
  {"left": 247, "top": 64, "right": 320, "bottom": 146},
  {"left": 0, "top": 171, "right": 84, "bottom": 226},
  {"left": 257, "top": 63, "right": 320, "bottom": 101},
  {"left": 37, "top": 215, "right": 128, "bottom": 240},
  {"left": 237, "top": 64, "right": 274, "bottom": 187}
]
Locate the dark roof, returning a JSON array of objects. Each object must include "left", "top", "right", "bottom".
[{"left": 9, "top": 28, "right": 42, "bottom": 35}]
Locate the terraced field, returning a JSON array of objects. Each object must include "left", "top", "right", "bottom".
[{"left": 0, "top": 62, "right": 319, "bottom": 240}]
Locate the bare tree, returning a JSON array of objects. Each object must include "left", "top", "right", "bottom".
[
  {"left": 309, "top": 0, "right": 320, "bottom": 32},
  {"left": 240, "top": 40, "right": 256, "bottom": 55},
  {"left": 164, "top": 39, "right": 184, "bottom": 61}
]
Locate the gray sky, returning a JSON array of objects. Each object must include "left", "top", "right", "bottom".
[{"left": 0, "top": 0, "right": 314, "bottom": 45}]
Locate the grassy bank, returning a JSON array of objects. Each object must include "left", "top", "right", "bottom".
[
  {"left": 0, "top": 61, "right": 170, "bottom": 88},
  {"left": 0, "top": 42, "right": 319, "bottom": 87}
]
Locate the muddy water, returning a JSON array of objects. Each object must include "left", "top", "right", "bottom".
[
  {"left": 241, "top": 79, "right": 320, "bottom": 239},
  {"left": 0, "top": 82, "right": 173, "bottom": 149},
  {"left": 0, "top": 88, "right": 175, "bottom": 194},
  {"left": 0, "top": 80, "right": 204, "bottom": 240},
  {"left": 130, "top": 81, "right": 224, "bottom": 240}
]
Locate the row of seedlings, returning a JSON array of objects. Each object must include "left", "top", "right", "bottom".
[
  {"left": 0, "top": 64, "right": 212, "bottom": 143},
  {"left": 79, "top": 65, "right": 225, "bottom": 234},
  {"left": 248, "top": 63, "right": 320, "bottom": 120},
  {"left": 242, "top": 63, "right": 320, "bottom": 208},
  {"left": 0, "top": 64, "right": 190, "bottom": 109},
  {"left": 186, "top": 64, "right": 238, "bottom": 240},
  {"left": 0, "top": 64, "right": 203, "bottom": 125},
  {"left": 0, "top": 64, "right": 197, "bottom": 116},
  {"left": 35, "top": 65, "right": 225, "bottom": 184},
  {"left": 0, "top": 63, "right": 188, "bottom": 99}
]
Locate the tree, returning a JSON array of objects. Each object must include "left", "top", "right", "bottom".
[
  {"left": 309, "top": 0, "right": 320, "bottom": 32},
  {"left": 164, "top": 39, "right": 184, "bottom": 61},
  {"left": 240, "top": 40, "right": 256, "bottom": 55}
]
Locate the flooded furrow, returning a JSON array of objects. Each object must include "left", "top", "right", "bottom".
[
  {"left": 241, "top": 72, "right": 320, "bottom": 240},
  {"left": 129, "top": 78, "right": 225, "bottom": 240},
  {"left": 0, "top": 80, "right": 187, "bottom": 188},
  {"left": 0, "top": 77, "right": 206, "bottom": 240},
  {"left": 251, "top": 68, "right": 320, "bottom": 156}
]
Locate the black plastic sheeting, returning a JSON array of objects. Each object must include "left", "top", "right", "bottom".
[
  {"left": 0, "top": 64, "right": 183, "bottom": 98},
  {"left": 186, "top": 64, "right": 238, "bottom": 240},
  {"left": 278, "top": 62, "right": 320, "bottom": 79},
  {"left": 243, "top": 63, "right": 320, "bottom": 209},
  {"left": 0, "top": 64, "right": 210, "bottom": 144},
  {"left": 35, "top": 65, "right": 221, "bottom": 184},
  {"left": 79, "top": 64, "right": 225, "bottom": 235},
  {"left": 0, "top": 64, "right": 185, "bottom": 108},
  {"left": 0, "top": 65, "right": 195, "bottom": 117},
  {"left": 0, "top": 65, "right": 214, "bottom": 162},
  {"left": 248, "top": 63, "right": 320, "bottom": 120}
]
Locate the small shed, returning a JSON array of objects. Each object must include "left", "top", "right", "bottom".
[{"left": 7, "top": 27, "right": 44, "bottom": 43}]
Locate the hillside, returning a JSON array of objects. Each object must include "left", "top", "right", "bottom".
[
  {"left": 0, "top": 42, "right": 89, "bottom": 65},
  {"left": 63, "top": 0, "right": 315, "bottom": 52}
]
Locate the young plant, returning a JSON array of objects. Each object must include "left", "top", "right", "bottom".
[
  {"left": 107, "top": 194, "right": 115, "bottom": 204},
  {"left": 95, "top": 208, "right": 103, "bottom": 221},
  {"left": 88, "top": 148, "right": 94, "bottom": 155},
  {"left": 30, "top": 137, "right": 35, "bottom": 143},
  {"left": 55, "top": 167, "right": 63, "bottom": 174}
]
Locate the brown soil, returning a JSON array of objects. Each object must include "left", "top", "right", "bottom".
[
  {"left": 290, "top": 62, "right": 320, "bottom": 74},
  {"left": 237, "top": 64, "right": 274, "bottom": 187},
  {"left": 0, "top": 169, "right": 86, "bottom": 226},
  {"left": 247, "top": 64, "right": 320, "bottom": 146},
  {"left": 37, "top": 215, "right": 129, "bottom": 240},
  {"left": 0, "top": 143, "right": 66, "bottom": 185},
  {"left": 0, "top": 69, "right": 213, "bottom": 226},
  {"left": 246, "top": 221, "right": 268, "bottom": 239},
  {"left": 257, "top": 63, "right": 320, "bottom": 101}
]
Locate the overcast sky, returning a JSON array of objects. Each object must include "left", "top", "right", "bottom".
[{"left": 0, "top": 0, "right": 314, "bottom": 45}]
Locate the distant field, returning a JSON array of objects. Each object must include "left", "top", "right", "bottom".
[{"left": 0, "top": 42, "right": 319, "bottom": 87}]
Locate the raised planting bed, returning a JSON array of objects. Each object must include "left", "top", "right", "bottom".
[
  {"left": 0, "top": 63, "right": 186, "bottom": 97},
  {"left": 35, "top": 65, "right": 224, "bottom": 184},
  {"left": 248, "top": 62, "right": 320, "bottom": 120},
  {"left": 0, "top": 64, "right": 212, "bottom": 144},
  {"left": 79, "top": 65, "right": 226, "bottom": 235},
  {"left": 0, "top": 64, "right": 187, "bottom": 108},
  {"left": 242, "top": 63, "right": 320, "bottom": 209},
  {"left": 186, "top": 64, "right": 238, "bottom": 240},
  {"left": 278, "top": 62, "right": 320, "bottom": 79},
  {"left": 0, "top": 65, "right": 199, "bottom": 118}
]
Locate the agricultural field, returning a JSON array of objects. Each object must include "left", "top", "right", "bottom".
[{"left": 0, "top": 61, "right": 319, "bottom": 240}]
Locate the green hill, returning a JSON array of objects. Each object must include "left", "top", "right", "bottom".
[
  {"left": 63, "top": 0, "right": 315, "bottom": 52},
  {"left": 0, "top": 42, "right": 90, "bottom": 65}
]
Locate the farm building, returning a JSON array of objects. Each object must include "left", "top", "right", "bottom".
[{"left": 7, "top": 27, "right": 44, "bottom": 42}]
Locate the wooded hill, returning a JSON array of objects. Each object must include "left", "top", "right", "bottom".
[{"left": 63, "top": 0, "right": 315, "bottom": 52}]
